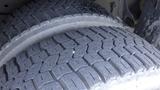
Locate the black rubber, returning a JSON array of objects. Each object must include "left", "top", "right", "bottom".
[
  {"left": 135, "top": 0, "right": 160, "bottom": 50},
  {"left": 1, "top": 0, "right": 160, "bottom": 90},
  {"left": 0, "top": 0, "right": 108, "bottom": 49},
  {"left": 1, "top": 26, "right": 160, "bottom": 90}
]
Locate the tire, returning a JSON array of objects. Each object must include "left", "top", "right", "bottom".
[
  {"left": 0, "top": 0, "right": 119, "bottom": 67},
  {"left": 1, "top": 26, "right": 160, "bottom": 90},
  {"left": 0, "top": 0, "right": 107, "bottom": 48},
  {"left": 135, "top": 0, "right": 160, "bottom": 50}
]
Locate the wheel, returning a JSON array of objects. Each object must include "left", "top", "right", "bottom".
[
  {"left": 1, "top": 26, "right": 160, "bottom": 90},
  {"left": 135, "top": 0, "right": 160, "bottom": 50},
  {"left": 0, "top": 0, "right": 120, "bottom": 67}
]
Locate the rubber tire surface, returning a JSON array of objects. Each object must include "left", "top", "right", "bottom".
[
  {"left": 0, "top": 0, "right": 112, "bottom": 67},
  {"left": 0, "top": 0, "right": 108, "bottom": 49},
  {"left": 1, "top": 26, "right": 160, "bottom": 90},
  {"left": 135, "top": 0, "right": 160, "bottom": 50}
]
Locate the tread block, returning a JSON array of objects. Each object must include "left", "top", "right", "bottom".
[
  {"left": 46, "top": 44, "right": 64, "bottom": 55},
  {"left": 33, "top": 11, "right": 50, "bottom": 22},
  {"left": 60, "top": 73, "right": 87, "bottom": 90},
  {"left": 23, "top": 15, "right": 38, "bottom": 27},
  {"left": 33, "top": 72, "right": 54, "bottom": 89},
  {"left": 45, "top": 9, "right": 59, "bottom": 18},
  {"left": 101, "top": 27, "right": 116, "bottom": 34},
  {"left": 4, "top": 79, "right": 14, "bottom": 89},
  {"left": 5, "top": 26, "right": 18, "bottom": 39},
  {"left": 66, "top": 31, "right": 83, "bottom": 39},
  {"left": 31, "top": 51, "right": 48, "bottom": 64},
  {"left": 134, "top": 38, "right": 143, "bottom": 46},
  {"left": 16, "top": 53, "right": 32, "bottom": 71},
  {"left": 0, "top": 68, "right": 6, "bottom": 84},
  {"left": 109, "top": 57, "right": 133, "bottom": 76},
  {"left": 53, "top": 34, "right": 70, "bottom": 43},
  {"left": 78, "top": 67, "right": 102, "bottom": 88},
  {"left": 80, "top": 28, "right": 104, "bottom": 41},
  {"left": 14, "top": 20, "right": 28, "bottom": 32},
  {"left": 99, "top": 49, "right": 118, "bottom": 60},
  {"left": 12, "top": 72, "right": 26, "bottom": 89},
  {"left": 124, "top": 46, "right": 141, "bottom": 54},
  {"left": 124, "top": 38, "right": 135, "bottom": 46},
  {"left": 145, "top": 53, "right": 160, "bottom": 67},
  {"left": 27, "top": 44, "right": 41, "bottom": 57},
  {"left": 99, "top": 27, "right": 116, "bottom": 39},
  {"left": 88, "top": 33, "right": 104, "bottom": 41},
  {"left": 93, "top": 62, "right": 119, "bottom": 81},
  {"left": 52, "top": 64, "right": 72, "bottom": 79},
  {"left": 88, "top": 40, "right": 102, "bottom": 53},
  {"left": 40, "top": 38, "right": 57, "bottom": 50},
  {"left": 69, "top": 58, "right": 88, "bottom": 71},
  {"left": 40, "top": 55, "right": 59, "bottom": 72},
  {"left": 24, "top": 63, "right": 41, "bottom": 81},
  {"left": 22, "top": 80, "right": 36, "bottom": 90},
  {"left": 122, "top": 55, "right": 145, "bottom": 72},
  {"left": 73, "top": 45, "right": 87, "bottom": 58},
  {"left": 142, "top": 43, "right": 155, "bottom": 54},
  {"left": 115, "top": 28, "right": 128, "bottom": 36},
  {"left": 102, "top": 31, "right": 116, "bottom": 39},
  {"left": 78, "top": 28, "right": 95, "bottom": 36},
  {"left": 6, "top": 60, "right": 19, "bottom": 80},
  {"left": 154, "top": 52, "right": 160, "bottom": 60},
  {"left": 62, "top": 40, "right": 77, "bottom": 49},
  {"left": 114, "top": 38, "right": 125, "bottom": 47},
  {"left": 152, "top": 46, "right": 160, "bottom": 55},
  {"left": 135, "top": 53, "right": 155, "bottom": 69},
  {"left": 103, "top": 27, "right": 117, "bottom": 34},
  {"left": 40, "top": 82, "right": 63, "bottom": 90},
  {"left": 112, "top": 47, "right": 130, "bottom": 57},
  {"left": 58, "top": 57, "right": 72, "bottom": 65},
  {"left": 110, "top": 27, "right": 126, "bottom": 38},
  {"left": 58, "top": 49, "right": 74, "bottom": 64},
  {"left": 90, "top": 27, "right": 108, "bottom": 38},
  {"left": 135, "top": 46, "right": 150, "bottom": 54},
  {"left": 102, "top": 39, "right": 114, "bottom": 49},
  {"left": 76, "top": 36, "right": 91, "bottom": 45},
  {"left": 84, "top": 53, "right": 104, "bottom": 65}
]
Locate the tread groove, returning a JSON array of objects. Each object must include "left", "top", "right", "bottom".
[
  {"left": 49, "top": 71, "right": 66, "bottom": 90},
  {"left": 92, "top": 64, "right": 106, "bottom": 83},
  {"left": 68, "top": 58, "right": 100, "bottom": 89},
  {"left": 3, "top": 65, "right": 8, "bottom": 81},
  {"left": 108, "top": 59, "right": 123, "bottom": 76},
  {"left": 14, "top": 59, "right": 21, "bottom": 72},
  {"left": 32, "top": 79, "right": 38, "bottom": 90}
]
